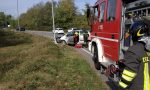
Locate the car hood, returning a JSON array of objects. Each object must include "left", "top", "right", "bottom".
[
  {"left": 58, "top": 30, "right": 64, "bottom": 33},
  {"left": 60, "top": 35, "right": 67, "bottom": 40}
]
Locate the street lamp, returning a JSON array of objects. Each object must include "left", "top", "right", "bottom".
[
  {"left": 51, "top": 0, "right": 57, "bottom": 44},
  {"left": 17, "top": 0, "right": 20, "bottom": 31}
]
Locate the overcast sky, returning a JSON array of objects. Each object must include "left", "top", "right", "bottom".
[{"left": 0, "top": 0, "right": 96, "bottom": 18}]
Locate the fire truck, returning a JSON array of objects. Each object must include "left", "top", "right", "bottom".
[{"left": 87, "top": 0, "right": 150, "bottom": 81}]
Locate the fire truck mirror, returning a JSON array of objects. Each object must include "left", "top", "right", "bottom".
[
  {"left": 86, "top": 4, "right": 90, "bottom": 18},
  {"left": 87, "top": 8, "right": 90, "bottom": 18}
]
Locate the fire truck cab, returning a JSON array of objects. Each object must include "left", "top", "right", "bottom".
[{"left": 87, "top": 0, "right": 150, "bottom": 80}]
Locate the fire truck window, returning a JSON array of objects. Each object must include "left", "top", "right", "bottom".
[
  {"left": 94, "top": 6, "right": 99, "bottom": 20},
  {"left": 107, "top": 0, "right": 116, "bottom": 21},
  {"left": 99, "top": 2, "right": 105, "bottom": 22}
]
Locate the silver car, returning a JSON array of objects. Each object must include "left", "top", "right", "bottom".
[{"left": 60, "top": 30, "right": 89, "bottom": 45}]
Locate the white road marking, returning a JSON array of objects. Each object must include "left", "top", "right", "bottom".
[{"left": 81, "top": 48, "right": 93, "bottom": 56}]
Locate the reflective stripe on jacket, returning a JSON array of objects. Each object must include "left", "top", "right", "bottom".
[{"left": 119, "top": 43, "right": 150, "bottom": 90}]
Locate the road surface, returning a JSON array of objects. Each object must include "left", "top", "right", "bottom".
[
  {"left": 25, "top": 30, "right": 119, "bottom": 90},
  {"left": 25, "top": 30, "right": 54, "bottom": 39}
]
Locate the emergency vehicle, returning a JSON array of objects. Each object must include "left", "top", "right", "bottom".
[{"left": 87, "top": 0, "right": 150, "bottom": 80}]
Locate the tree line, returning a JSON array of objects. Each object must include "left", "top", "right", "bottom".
[
  {"left": 0, "top": 12, "right": 16, "bottom": 29},
  {"left": 19, "top": 0, "right": 89, "bottom": 31}
]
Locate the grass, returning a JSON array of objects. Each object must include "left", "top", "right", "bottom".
[
  {"left": 0, "top": 30, "right": 31, "bottom": 47},
  {"left": 0, "top": 31, "right": 107, "bottom": 90}
]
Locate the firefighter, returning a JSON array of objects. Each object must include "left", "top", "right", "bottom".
[
  {"left": 83, "top": 32, "right": 89, "bottom": 47},
  {"left": 74, "top": 31, "right": 79, "bottom": 44},
  {"left": 119, "top": 21, "right": 150, "bottom": 90}
]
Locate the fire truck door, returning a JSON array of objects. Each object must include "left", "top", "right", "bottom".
[{"left": 102, "top": 0, "right": 120, "bottom": 61}]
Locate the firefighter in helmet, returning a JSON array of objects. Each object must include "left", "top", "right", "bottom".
[
  {"left": 74, "top": 31, "right": 79, "bottom": 44},
  {"left": 119, "top": 21, "right": 150, "bottom": 90}
]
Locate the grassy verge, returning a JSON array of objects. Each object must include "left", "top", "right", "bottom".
[
  {"left": 0, "top": 30, "right": 31, "bottom": 47},
  {"left": 0, "top": 31, "right": 107, "bottom": 90}
]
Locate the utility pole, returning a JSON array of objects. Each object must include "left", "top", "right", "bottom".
[
  {"left": 51, "top": 0, "right": 57, "bottom": 44},
  {"left": 17, "top": 0, "right": 20, "bottom": 31}
]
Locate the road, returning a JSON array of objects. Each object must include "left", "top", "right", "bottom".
[
  {"left": 25, "top": 30, "right": 119, "bottom": 90},
  {"left": 25, "top": 30, "right": 54, "bottom": 39}
]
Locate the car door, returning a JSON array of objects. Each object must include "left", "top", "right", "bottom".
[
  {"left": 79, "top": 30, "right": 84, "bottom": 42},
  {"left": 67, "top": 31, "right": 74, "bottom": 44}
]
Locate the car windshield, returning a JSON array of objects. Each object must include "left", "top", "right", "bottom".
[
  {"left": 67, "top": 31, "right": 74, "bottom": 36},
  {"left": 73, "top": 28, "right": 78, "bottom": 30},
  {"left": 56, "top": 28, "right": 63, "bottom": 30},
  {"left": 83, "top": 30, "right": 89, "bottom": 34}
]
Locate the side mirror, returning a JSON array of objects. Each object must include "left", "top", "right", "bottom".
[
  {"left": 86, "top": 4, "right": 90, "bottom": 18},
  {"left": 87, "top": 8, "right": 90, "bottom": 18}
]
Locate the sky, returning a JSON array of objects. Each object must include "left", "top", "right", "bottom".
[{"left": 0, "top": 0, "right": 96, "bottom": 18}]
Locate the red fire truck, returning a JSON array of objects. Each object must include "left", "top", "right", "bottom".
[{"left": 87, "top": 0, "right": 150, "bottom": 80}]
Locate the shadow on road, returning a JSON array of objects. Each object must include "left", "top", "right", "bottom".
[{"left": 106, "top": 81, "right": 120, "bottom": 90}]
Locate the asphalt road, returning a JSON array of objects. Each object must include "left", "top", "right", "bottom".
[
  {"left": 25, "top": 30, "right": 54, "bottom": 39},
  {"left": 25, "top": 30, "right": 119, "bottom": 90}
]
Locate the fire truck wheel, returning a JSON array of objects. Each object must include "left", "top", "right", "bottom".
[{"left": 93, "top": 45, "right": 100, "bottom": 70}]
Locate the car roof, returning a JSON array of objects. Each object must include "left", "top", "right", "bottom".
[
  {"left": 56, "top": 28, "right": 63, "bottom": 29},
  {"left": 74, "top": 29, "right": 83, "bottom": 31}
]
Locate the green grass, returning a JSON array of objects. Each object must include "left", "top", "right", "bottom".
[
  {"left": 0, "top": 30, "right": 31, "bottom": 47},
  {"left": 0, "top": 31, "right": 107, "bottom": 90}
]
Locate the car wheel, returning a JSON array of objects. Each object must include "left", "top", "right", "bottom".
[
  {"left": 92, "top": 44, "right": 100, "bottom": 70},
  {"left": 56, "top": 38, "right": 59, "bottom": 43},
  {"left": 62, "top": 40, "right": 67, "bottom": 45}
]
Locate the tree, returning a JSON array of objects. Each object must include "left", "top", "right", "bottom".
[
  {"left": 0, "top": 12, "right": 14, "bottom": 28},
  {"left": 0, "top": 12, "right": 5, "bottom": 28},
  {"left": 20, "top": 2, "right": 56, "bottom": 31},
  {"left": 55, "top": 0, "right": 77, "bottom": 30},
  {"left": 19, "top": 0, "right": 90, "bottom": 31}
]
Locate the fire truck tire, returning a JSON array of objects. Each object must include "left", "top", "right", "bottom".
[{"left": 92, "top": 45, "right": 100, "bottom": 70}]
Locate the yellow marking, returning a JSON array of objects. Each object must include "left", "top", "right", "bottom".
[
  {"left": 142, "top": 57, "right": 150, "bottom": 63},
  {"left": 137, "top": 28, "right": 144, "bottom": 36},
  {"left": 123, "top": 69, "right": 136, "bottom": 78},
  {"left": 119, "top": 81, "right": 128, "bottom": 88},
  {"left": 122, "top": 74, "right": 133, "bottom": 82},
  {"left": 144, "top": 63, "right": 149, "bottom": 90}
]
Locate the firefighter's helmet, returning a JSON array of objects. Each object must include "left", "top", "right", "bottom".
[{"left": 129, "top": 21, "right": 149, "bottom": 42}]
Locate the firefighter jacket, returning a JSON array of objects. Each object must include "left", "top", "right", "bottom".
[{"left": 119, "top": 42, "right": 150, "bottom": 90}]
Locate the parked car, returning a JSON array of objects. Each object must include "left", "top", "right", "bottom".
[
  {"left": 16, "top": 26, "right": 25, "bottom": 31},
  {"left": 60, "top": 30, "right": 89, "bottom": 45},
  {"left": 67, "top": 28, "right": 78, "bottom": 32},
  {"left": 53, "top": 28, "right": 64, "bottom": 33},
  {"left": 55, "top": 32, "right": 65, "bottom": 43}
]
